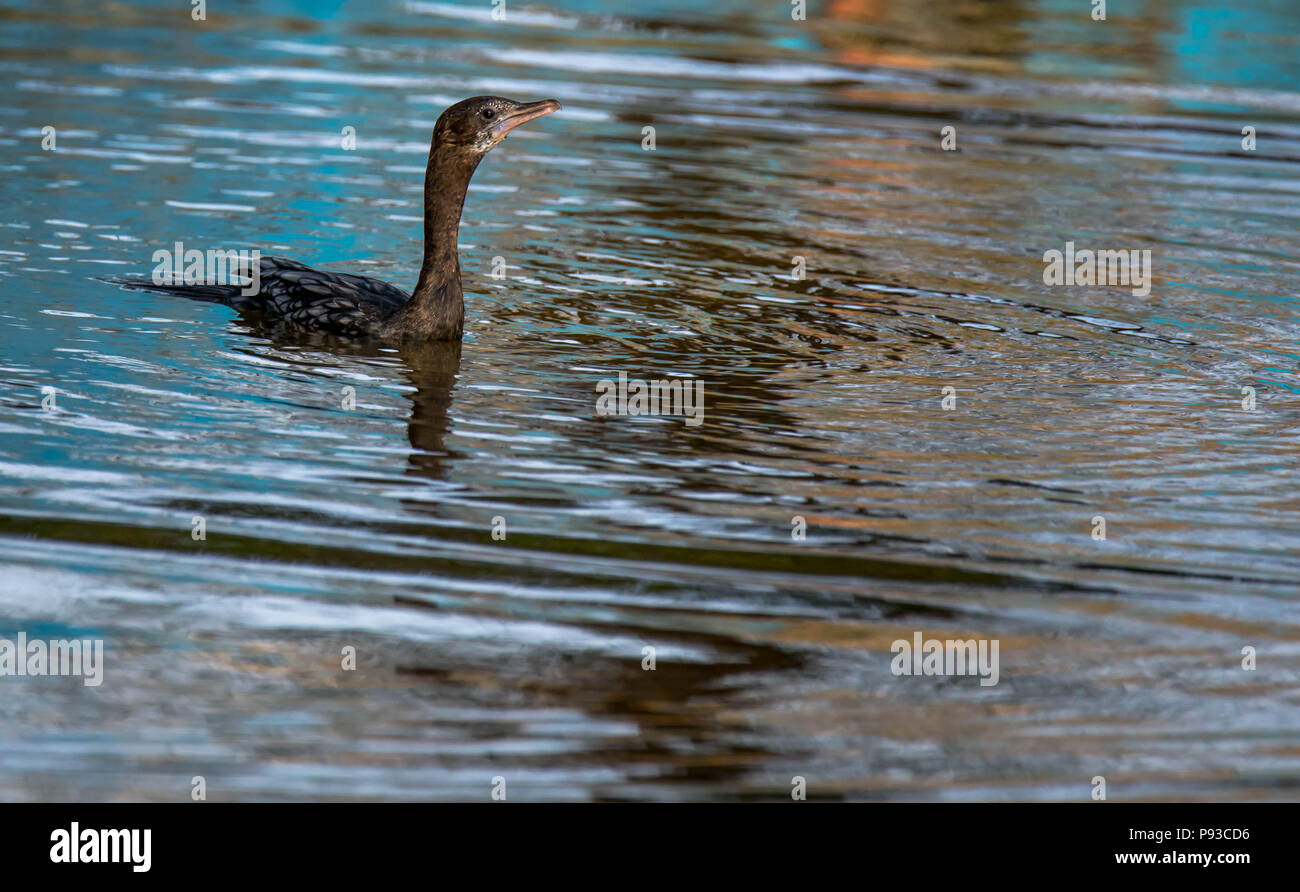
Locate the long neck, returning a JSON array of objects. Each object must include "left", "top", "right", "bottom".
[{"left": 399, "top": 138, "right": 481, "bottom": 340}]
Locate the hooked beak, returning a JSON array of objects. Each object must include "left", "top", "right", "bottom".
[{"left": 491, "top": 99, "right": 562, "bottom": 139}]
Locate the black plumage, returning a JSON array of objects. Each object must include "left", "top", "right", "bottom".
[{"left": 190, "top": 255, "right": 409, "bottom": 337}]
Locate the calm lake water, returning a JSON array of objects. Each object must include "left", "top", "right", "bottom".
[{"left": 1, "top": 0, "right": 1299, "bottom": 801}]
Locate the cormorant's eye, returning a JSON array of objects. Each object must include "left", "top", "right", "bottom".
[{"left": 482, "top": 108, "right": 496, "bottom": 120}]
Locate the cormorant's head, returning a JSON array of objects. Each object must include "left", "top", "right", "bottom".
[{"left": 435, "top": 96, "right": 562, "bottom": 155}]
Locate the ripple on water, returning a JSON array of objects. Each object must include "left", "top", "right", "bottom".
[{"left": 0, "top": 0, "right": 1298, "bottom": 801}]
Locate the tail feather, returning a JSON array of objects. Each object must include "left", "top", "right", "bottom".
[{"left": 96, "top": 275, "right": 244, "bottom": 305}]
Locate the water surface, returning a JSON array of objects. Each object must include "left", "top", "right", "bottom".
[{"left": 1, "top": 0, "right": 1299, "bottom": 800}]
